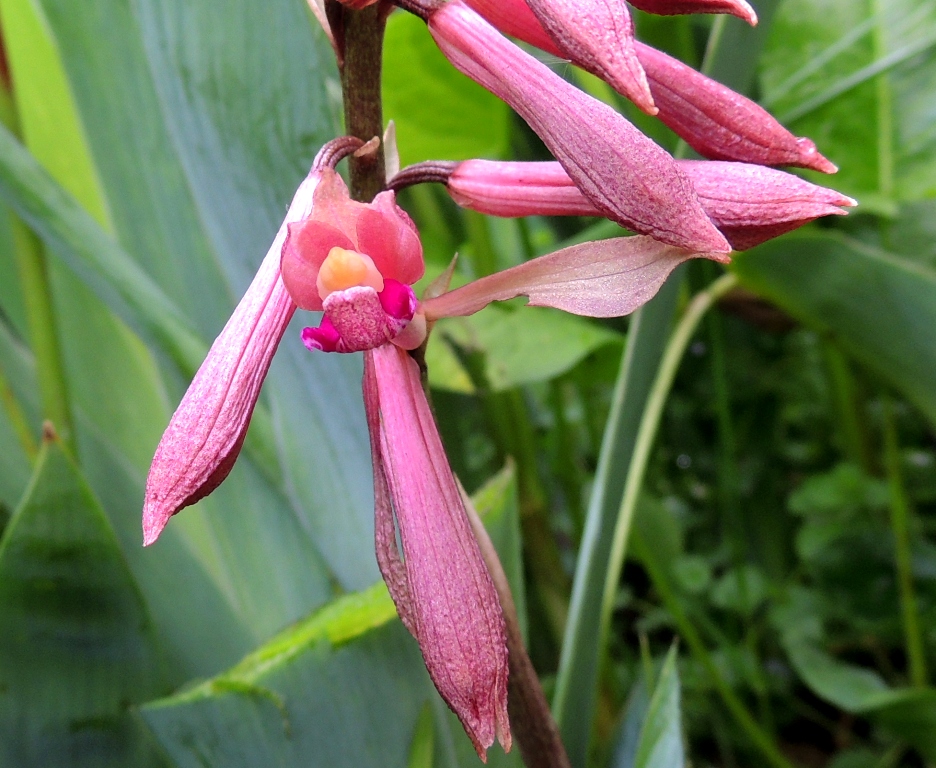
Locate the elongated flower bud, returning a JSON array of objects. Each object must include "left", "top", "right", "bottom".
[
  {"left": 143, "top": 171, "right": 322, "bottom": 546},
  {"left": 436, "top": 159, "right": 855, "bottom": 249},
  {"left": 364, "top": 344, "right": 510, "bottom": 759},
  {"left": 428, "top": 1, "right": 729, "bottom": 254},
  {"left": 634, "top": 42, "right": 837, "bottom": 173},
  {"left": 628, "top": 0, "right": 757, "bottom": 24},
  {"left": 522, "top": 0, "right": 656, "bottom": 114}
]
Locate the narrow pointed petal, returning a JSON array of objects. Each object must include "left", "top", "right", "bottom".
[
  {"left": 523, "top": 0, "right": 656, "bottom": 113},
  {"left": 363, "top": 345, "right": 511, "bottom": 758},
  {"left": 628, "top": 0, "right": 757, "bottom": 25},
  {"left": 678, "top": 160, "right": 856, "bottom": 249},
  {"left": 636, "top": 42, "right": 837, "bottom": 173},
  {"left": 142, "top": 172, "right": 321, "bottom": 546},
  {"left": 423, "top": 236, "right": 711, "bottom": 321},
  {"left": 429, "top": 1, "right": 729, "bottom": 253}
]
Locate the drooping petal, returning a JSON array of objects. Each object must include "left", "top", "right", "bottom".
[
  {"left": 143, "top": 172, "right": 321, "bottom": 546},
  {"left": 423, "top": 236, "right": 708, "bottom": 321},
  {"left": 628, "top": 0, "right": 757, "bottom": 24},
  {"left": 635, "top": 42, "right": 837, "bottom": 173},
  {"left": 523, "top": 0, "right": 656, "bottom": 113},
  {"left": 363, "top": 345, "right": 511, "bottom": 758},
  {"left": 428, "top": 1, "right": 730, "bottom": 254}
]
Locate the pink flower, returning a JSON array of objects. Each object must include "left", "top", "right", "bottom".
[
  {"left": 427, "top": 0, "right": 730, "bottom": 254},
  {"left": 144, "top": 144, "right": 727, "bottom": 758},
  {"left": 436, "top": 159, "right": 856, "bottom": 250},
  {"left": 280, "top": 169, "right": 426, "bottom": 353}
]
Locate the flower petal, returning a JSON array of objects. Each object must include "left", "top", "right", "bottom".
[
  {"left": 428, "top": 1, "right": 729, "bottom": 253},
  {"left": 143, "top": 171, "right": 321, "bottom": 545},
  {"left": 423, "top": 236, "right": 707, "bottom": 321},
  {"left": 363, "top": 345, "right": 511, "bottom": 758},
  {"left": 628, "top": 0, "right": 757, "bottom": 24},
  {"left": 635, "top": 42, "right": 837, "bottom": 173},
  {"left": 281, "top": 220, "right": 356, "bottom": 311},
  {"left": 524, "top": 0, "right": 656, "bottom": 113},
  {"left": 355, "top": 191, "right": 425, "bottom": 285}
]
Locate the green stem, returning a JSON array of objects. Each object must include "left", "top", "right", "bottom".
[
  {"left": 871, "top": 0, "right": 894, "bottom": 200},
  {"left": 1, "top": 72, "right": 74, "bottom": 453},
  {"left": 553, "top": 270, "right": 685, "bottom": 767},
  {"left": 822, "top": 341, "right": 872, "bottom": 472},
  {"left": 0, "top": 361, "right": 37, "bottom": 460},
  {"left": 632, "top": 528, "right": 793, "bottom": 768},
  {"left": 10, "top": 210, "right": 74, "bottom": 452},
  {"left": 882, "top": 399, "right": 928, "bottom": 688},
  {"left": 464, "top": 209, "right": 498, "bottom": 278}
]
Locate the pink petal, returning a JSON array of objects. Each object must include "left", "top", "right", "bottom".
[
  {"left": 422, "top": 236, "right": 710, "bottom": 321},
  {"left": 628, "top": 0, "right": 757, "bottom": 24},
  {"left": 635, "top": 42, "right": 837, "bottom": 173},
  {"left": 678, "top": 159, "right": 856, "bottom": 248},
  {"left": 355, "top": 191, "right": 425, "bottom": 286},
  {"left": 363, "top": 345, "right": 511, "bottom": 759},
  {"left": 143, "top": 172, "right": 322, "bottom": 546},
  {"left": 524, "top": 0, "right": 656, "bottom": 113},
  {"left": 280, "top": 220, "right": 356, "bottom": 311},
  {"left": 429, "top": 1, "right": 729, "bottom": 254},
  {"left": 462, "top": 0, "right": 561, "bottom": 54}
]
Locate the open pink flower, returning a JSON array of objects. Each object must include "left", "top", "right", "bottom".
[
  {"left": 144, "top": 139, "right": 730, "bottom": 758},
  {"left": 280, "top": 169, "right": 426, "bottom": 353}
]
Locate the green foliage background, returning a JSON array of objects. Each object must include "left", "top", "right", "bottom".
[{"left": 0, "top": 0, "right": 934, "bottom": 766}]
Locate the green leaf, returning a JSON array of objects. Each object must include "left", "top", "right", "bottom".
[
  {"left": 142, "top": 584, "right": 433, "bottom": 768},
  {"left": 612, "top": 645, "right": 685, "bottom": 768},
  {"left": 383, "top": 10, "right": 510, "bottom": 167},
  {"left": 440, "top": 306, "right": 622, "bottom": 392},
  {"left": 784, "top": 639, "right": 936, "bottom": 760},
  {"left": 0, "top": 436, "right": 167, "bottom": 767},
  {"left": 732, "top": 232, "right": 936, "bottom": 429},
  {"left": 761, "top": 0, "right": 936, "bottom": 204}
]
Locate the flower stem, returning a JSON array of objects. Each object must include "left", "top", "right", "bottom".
[
  {"left": 882, "top": 398, "right": 928, "bottom": 688},
  {"left": 338, "top": 2, "right": 387, "bottom": 202}
]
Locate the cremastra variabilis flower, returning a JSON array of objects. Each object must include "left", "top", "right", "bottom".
[{"left": 143, "top": 137, "right": 729, "bottom": 760}]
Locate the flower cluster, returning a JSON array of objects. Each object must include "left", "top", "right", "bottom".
[{"left": 144, "top": 0, "right": 853, "bottom": 760}]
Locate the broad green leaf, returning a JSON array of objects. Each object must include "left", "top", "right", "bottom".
[
  {"left": 612, "top": 646, "right": 685, "bottom": 768},
  {"left": 784, "top": 640, "right": 936, "bottom": 760},
  {"left": 426, "top": 335, "right": 476, "bottom": 394},
  {"left": 761, "top": 0, "right": 936, "bottom": 205},
  {"left": 142, "top": 584, "right": 433, "bottom": 768},
  {"left": 440, "top": 306, "right": 622, "bottom": 392},
  {"left": 383, "top": 10, "right": 510, "bottom": 167},
  {"left": 0, "top": 437, "right": 167, "bottom": 767},
  {"left": 731, "top": 232, "right": 936, "bottom": 429}
]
